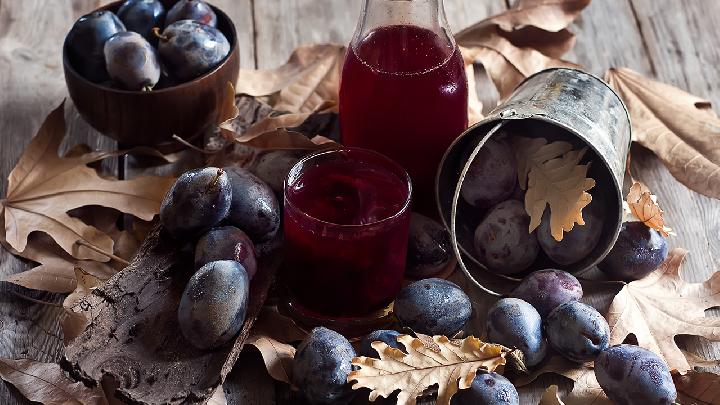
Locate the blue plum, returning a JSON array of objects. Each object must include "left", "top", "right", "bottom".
[
  {"left": 510, "top": 269, "right": 583, "bottom": 317},
  {"left": 486, "top": 298, "right": 547, "bottom": 367},
  {"left": 537, "top": 198, "right": 604, "bottom": 266},
  {"left": 195, "top": 226, "right": 257, "bottom": 279},
  {"left": 545, "top": 301, "right": 609, "bottom": 363},
  {"left": 160, "top": 167, "right": 232, "bottom": 238},
  {"left": 595, "top": 344, "right": 676, "bottom": 404},
  {"left": 451, "top": 372, "right": 519, "bottom": 405},
  {"left": 157, "top": 20, "right": 230, "bottom": 81},
  {"left": 405, "top": 213, "right": 452, "bottom": 279},
  {"left": 474, "top": 200, "right": 539, "bottom": 275},
  {"left": 358, "top": 330, "right": 403, "bottom": 357},
  {"left": 224, "top": 166, "right": 280, "bottom": 243},
  {"left": 103, "top": 31, "right": 160, "bottom": 90},
  {"left": 117, "top": 0, "right": 165, "bottom": 42},
  {"left": 394, "top": 278, "right": 472, "bottom": 336},
  {"left": 460, "top": 139, "right": 516, "bottom": 208},
  {"left": 293, "top": 327, "right": 356, "bottom": 404},
  {"left": 177, "top": 260, "right": 249, "bottom": 350},
  {"left": 66, "top": 11, "right": 126, "bottom": 82},
  {"left": 599, "top": 221, "right": 669, "bottom": 281},
  {"left": 165, "top": 0, "right": 217, "bottom": 27}
]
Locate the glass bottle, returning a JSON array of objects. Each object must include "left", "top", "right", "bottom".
[{"left": 339, "top": 0, "right": 469, "bottom": 216}]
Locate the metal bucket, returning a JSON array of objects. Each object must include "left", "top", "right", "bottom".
[{"left": 436, "top": 68, "right": 631, "bottom": 297}]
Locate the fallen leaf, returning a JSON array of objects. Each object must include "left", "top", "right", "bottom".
[
  {"left": 606, "top": 248, "right": 720, "bottom": 373},
  {"left": 605, "top": 68, "right": 720, "bottom": 200},
  {"left": 625, "top": 181, "right": 673, "bottom": 236},
  {"left": 515, "top": 356, "right": 611, "bottom": 405},
  {"left": 520, "top": 143, "right": 595, "bottom": 241},
  {"left": 673, "top": 371, "right": 720, "bottom": 405},
  {"left": 348, "top": 334, "right": 509, "bottom": 405},
  {"left": 245, "top": 335, "right": 296, "bottom": 385},
  {"left": 1, "top": 102, "right": 175, "bottom": 262},
  {"left": 539, "top": 385, "right": 564, "bottom": 405},
  {"left": 235, "top": 44, "right": 345, "bottom": 113},
  {"left": 1, "top": 233, "right": 115, "bottom": 294},
  {"left": 61, "top": 267, "right": 105, "bottom": 345},
  {"left": 513, "top": 137, "right": 573, "bottom": 189},
  {"left": 0, "top": 358, "right": 108, "bottom": 405}
]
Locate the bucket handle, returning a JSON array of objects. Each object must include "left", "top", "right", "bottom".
[{"left": 449, "top": 121, "right": 507, "bottom": 298}]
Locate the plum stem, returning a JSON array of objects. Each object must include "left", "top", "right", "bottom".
[
  {"left": 152, "top": 27, "right": 169, "bottom": 41},
  {"left": 206, "top": 168, "right": 224, "bottom": 192}
]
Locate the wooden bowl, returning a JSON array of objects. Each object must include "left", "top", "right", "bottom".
[{"left": 63, "top": 0, "right": 240, "bottom": 146}]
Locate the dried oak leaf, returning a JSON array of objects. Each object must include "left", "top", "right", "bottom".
[
  {"left": 235, "top": 44, "right": 345, "bottom": 113},
  {"left": 0, "top": 358, "right": 108, "bottom": 405},
  {"left": 606, "top": 248, "right": 720, "bottom": 373},
  {"left": 1, "top": 102, "right": 175, "bottom": 262},
  {"left": 513, "top": 137, "right": 573, "bottom": 189},
  {"left": 245, "top": 335, "right": 296, "bottom": 385},
  {"left": 348, "top": 334, "right": 509, "bottom": 405},
  {"left": 625, "top": 181, "right": 673, "bottom": 237},
  {"left": 673, "top": 371, "right": 720, "bottom": 405},
  {"left": 520, "top": 143, "right": 595, "bottom": 241},
  {"left": 605, "top": 68, "right": 720, "bottom": 200}
]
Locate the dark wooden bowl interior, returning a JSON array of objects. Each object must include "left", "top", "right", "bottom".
[{"left": 63, "top": 0, "right": 240, "bottom": 146}]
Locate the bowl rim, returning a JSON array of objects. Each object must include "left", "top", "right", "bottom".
[{"left": 62, "top": 0, "right": 239, "bottom": 95}]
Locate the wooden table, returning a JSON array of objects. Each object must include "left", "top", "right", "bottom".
[{"left": 1, "top": 1, "right": 718, "bottom": 404}]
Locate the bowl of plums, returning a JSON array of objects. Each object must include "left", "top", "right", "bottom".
[{"left": 63, "top": 0, "right": 239, "bottom": 146}]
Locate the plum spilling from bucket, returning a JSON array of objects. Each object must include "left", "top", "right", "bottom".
[
  {"left": 510, "top": 269, "right": 583, "bottom": 317},
  {"left": 451, "top": 372, "right": 519, "bottom": 405},
  {"left": 293, "top": 327, "right": 356, "bottom": 404},
  {"left": 486, "top": 298, "right": 547, "bottom": 367},
  {"left": 599, "top": 221, "right": 668, "bottom": 281},
  {"left": 595, "top": 344, "right": 677, "bottom": 404},
  {"left": 103, "top": 31, "right": 161, "bottom": 90},
  {"left": 545, "top": 301, "right": 610, "bottom": 363},
  {"left": 394, "top": 278, "right": 471, "bottom": 336},
  {"left": 117, "top": 0, "right": 165, "bottom": 43},
  {"left": 473, "top": 200, "right": 539, "bottom": 275},
  {"left": 537, "top": 197, "right": 604, "bottom": 266},
  {"left": 65, "top": 0, "right": 228, "bottom": 88},
  {"left": 66, "top": 11, "right": 126, "bottom": 82}
]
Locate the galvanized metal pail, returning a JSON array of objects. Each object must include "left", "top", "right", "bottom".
[{"left": 436, "top": 68, "right": 631, "bottom": 297}]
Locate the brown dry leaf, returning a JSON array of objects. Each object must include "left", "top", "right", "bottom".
[
  {"left": 516, "top": 356, "right": 611, "bottom": 404},
  {"left": 1, "top": 102, "right": 175, "bottom": 262},
  {"left": 522, "top": 145, "right": 595, "bottom": 241},
  {"left": 207, "top": 385, "right": 228, "bottom": 405},
  {"left": 626, "top": 181, "right": 673, "bottom": 237},
  {"left": 605, "top": 68, "right": 720, "bottom": 200},
  {"left": 245, "top": 335, "right": 296, "bottom": 385},
  {"left": 456, "top": 0, "right": 586, "bottom": 100},
  {"left": 539, "top": 385, "right": 564, "bottom": 405},
  {"left": 61, "top": 267, "right": 105, "bottom": 345},
  {"left": 673, "top": 371, "right": 720, "bottom": 405},
  {"left": 348, "top": 334, "right": 509, "bottom": 405},
  {"left": 606, "top": 248, "right": 720, "bottom": 373},
  {"left": 236, "top": 44, "right": 345, "bottom": 113},
  {"left": 513, "top": 137, "right": 573, "bottom": 189},
  {"left": 0, "top": 358, "right": 108, "bottom": 405},
  {"left": 1, "top": 233, "right": 115, "bottom": 294}
]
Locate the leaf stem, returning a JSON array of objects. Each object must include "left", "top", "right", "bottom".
[
  {"left": 172, "top": 134, "right": 218, "bottom": 154},
  {"left": 75, "top": 240, "right": 130, "bottom": 266},
  {"left": 10, "top": 291, "right": 62, "bottom": 307}
]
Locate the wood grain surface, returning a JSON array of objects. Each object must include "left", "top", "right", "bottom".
[{"left": 1, "top": 0, "right": 718, "bottom": 404}]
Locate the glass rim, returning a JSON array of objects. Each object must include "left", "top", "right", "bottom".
[{"left": 284, "top": 147, "right": 413, "bottom": 229}]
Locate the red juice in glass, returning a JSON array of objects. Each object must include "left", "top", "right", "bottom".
[
  {"left": 340, "top": 23, "right": 468, "bottom": 215},
  {"left": 283, "top": 148, "right": 412, "bottom": 318}
]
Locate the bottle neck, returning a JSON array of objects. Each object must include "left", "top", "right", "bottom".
[{"left": 353, "top": 0, "right": 455, "bottom": 48}]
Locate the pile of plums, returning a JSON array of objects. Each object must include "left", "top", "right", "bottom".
[
  {"left": 158, "top": 166, "right": 279, "bottom": 350},
  {"left": 291, "top": 271, "right": 677, "bottom": 404},
  {"left": 66, "top": 0, "right": 230, "bottom": 90},
  {"left": 461, "top": 136, "right": 669, "bottom": 281}
]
